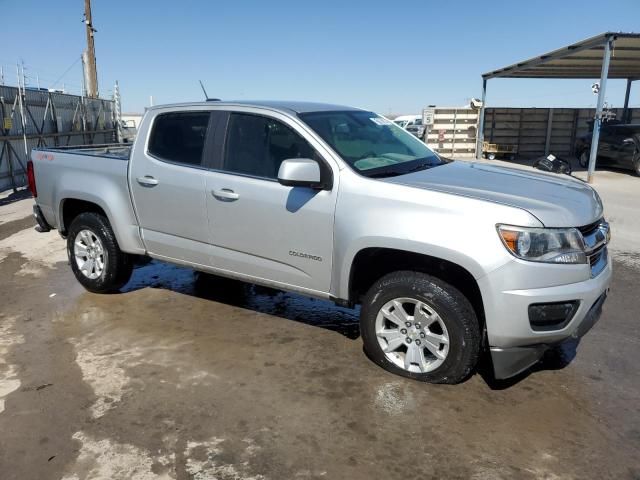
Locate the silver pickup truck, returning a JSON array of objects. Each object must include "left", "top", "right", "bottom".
[{"left": 29, "top": 101, "right": 611, "bottom": 383}]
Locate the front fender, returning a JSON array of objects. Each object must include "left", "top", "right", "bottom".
[
  {"left": 333, "top": 237, "right": 495, "bottom": 301},
  {"left": 331, "top": 170, "right": 542, "bottom": 300}
]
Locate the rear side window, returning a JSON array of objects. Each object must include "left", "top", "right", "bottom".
[
  {"left": 148, "top": 112, "right": 210, "bottom": 166},
  {"left": 223, "top": 113, "right": 315, "bottom": 179}
]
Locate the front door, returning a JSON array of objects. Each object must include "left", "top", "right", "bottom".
[{"left": 204, "top": 111, "right": 337, "bottom": 295}]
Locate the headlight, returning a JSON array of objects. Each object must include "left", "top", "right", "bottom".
[{"left": 497, "top": 225, "right": 586, "bottom": 264}]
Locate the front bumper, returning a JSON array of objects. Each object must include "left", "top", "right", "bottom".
[
  {"left": 480, "top": 252, "right": 612, "bottom": 379},
  {"left": 490, "top": 292, "right": 607, "bottom": 379}
]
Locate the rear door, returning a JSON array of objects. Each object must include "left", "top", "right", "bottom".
[
  {"left": 203, "top": 110, "right": 338, "bottom": 295},
  {"left": 612, "top": 127, "right": 637, "bottom": 168},
  {"left": 129, "top": 110, "right": 213, "bottom": 265}
]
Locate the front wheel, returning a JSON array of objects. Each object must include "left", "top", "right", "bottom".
[
  {"left": 67, "top": 212, "right": 133, "bottom": 293},
  {"left": 360, "top": 271, "right": 480, "bottom": 384}
]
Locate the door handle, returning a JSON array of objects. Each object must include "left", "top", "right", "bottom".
[
  {"left": 137, "top": 175, "right": 159, "bottom": 187},
  {"left": 212, "top": 188, "right": 239, "bottom": 201}
]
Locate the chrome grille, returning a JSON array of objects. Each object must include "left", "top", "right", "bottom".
[{"left": 579, "top": 218, "right": 609, "bottom": 277}]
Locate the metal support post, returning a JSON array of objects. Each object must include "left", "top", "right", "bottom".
[
  {"left": 622, "top": 78, "right": 633, "bottom": 123},
  {"left": 544, "top": 108, "right": 554, "bottom": 155},
  {"left": 587, "top": 39, "right": 613, "bottom": 184},
  {"left": 476, "top": 78, "right": 487, "bottom": 159}
]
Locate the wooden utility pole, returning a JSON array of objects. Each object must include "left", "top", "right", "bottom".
[{"left": 84, "top": 0, "right": 98, "bottom": 98}]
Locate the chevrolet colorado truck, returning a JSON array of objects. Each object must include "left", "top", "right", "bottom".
[{"left": 29, "top": 101, "right": 612, "bottom": 383}]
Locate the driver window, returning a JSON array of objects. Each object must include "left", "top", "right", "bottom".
[{"left": 224, "top": 113, "right": 316, "bottom": 179}]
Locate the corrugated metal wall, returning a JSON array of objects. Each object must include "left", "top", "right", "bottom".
[
  {"left": 0, "top": 86, "right": 116, "bottom": 191},
  {"left": 423, "top": 106, "right": 639, "bottom": 160},
  {"left": 482, "top": 107, "right": 640, "bottom": 159}
]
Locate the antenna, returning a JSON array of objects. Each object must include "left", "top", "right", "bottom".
[
  {"left": 199, "top": 80, "right": 209, "bottom": 100},
  {"left": 198, "top": 80, "right": 221, "bottom": 101}
]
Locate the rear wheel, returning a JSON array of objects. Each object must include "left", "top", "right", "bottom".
[
  {"left": 67, "top": 212, "right": 133, "bottom": 293},
  {"left": 360, "top": 271, "right": 480, "bottom": 384}
]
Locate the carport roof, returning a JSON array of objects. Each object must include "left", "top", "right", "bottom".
[{"left": 483, "top": 32, "right": 640, "bottom": 80}]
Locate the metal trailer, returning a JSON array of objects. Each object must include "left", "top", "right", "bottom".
[{"left": 482, "top": 141, "right": 517, "bottom": 160}]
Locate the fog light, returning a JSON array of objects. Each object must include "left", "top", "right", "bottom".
[{"left": 528, "top": 301, "right": 580, "bottom": 331}]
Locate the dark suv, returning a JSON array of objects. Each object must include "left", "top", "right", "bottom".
[{"left": 576, "top": 122, "right": 640, "bottom": 176}]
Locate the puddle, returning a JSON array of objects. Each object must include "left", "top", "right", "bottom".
[{"left": 123, "top": 260, "right": 361, "bottom": 339}]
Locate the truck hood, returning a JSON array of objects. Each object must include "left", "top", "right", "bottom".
[{"left": 382, "top": 161, "right": 603, "bottom": 227}]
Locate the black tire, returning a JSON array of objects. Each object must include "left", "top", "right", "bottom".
[
  {"left": 66, "top": 212, "right": 133, "bottom": 293},
  {"left": 633, "top": 151, "right": 640, "bottom": 177},
  {"left": 360, "top": 271, "right": 480, "bottom": 384},
  {"left": 578, "top": 150, "right": 589, "bottom": 168}
]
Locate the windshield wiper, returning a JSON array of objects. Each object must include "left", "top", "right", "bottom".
[
  {"left": 405, "top": 162, "right": 431, "bottom": 173},
  {"left": 366, "top": 170, "right": 403, "bottom": 178},
  {"left": 364, "top": 160, "right": 437, "bottom": 179}
]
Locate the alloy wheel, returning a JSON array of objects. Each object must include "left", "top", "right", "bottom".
[
  {"left": 73, "top": 229, "right": 106, "bottom": 280},
  {"left": 375, "top": 297, "right": 450, "bottom": 373}
]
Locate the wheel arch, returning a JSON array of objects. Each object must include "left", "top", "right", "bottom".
[
  {"left": 60, "top": 198, "right": 108, "bottom": 235},
  {"left": 56, "top": 191, "right": 145, "bottom": 255},
  {"left": 346, "top": 247, "right": 486, "bottom": 330}
]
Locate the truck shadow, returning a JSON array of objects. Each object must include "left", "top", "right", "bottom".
[
  {"left": 122, "top": 259, "right": 578, "bottom": 387},
  {"left": 122, "top": 259, "right": 361, "bottom": 340}
]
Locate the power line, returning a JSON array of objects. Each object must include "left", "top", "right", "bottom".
[{"left": 51, "top": 56, "right": 83, "bottom": 88}]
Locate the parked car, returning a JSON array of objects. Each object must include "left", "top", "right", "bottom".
[
  {"left": 393, "top": 115, "right": 425, "bottom": 139},
  {"left": 119, "top": 119, "right": 137, "bottom": 143},
  {"left": 393, "top": 114, "right": 422, "bottom": 129},
  {"left": 29, "top": 100, "right": 611, "bottom": 384},
  {"left": 575, "top": 122, "right": 640, "bottom": 176},
  {"left": 406, "top": 122, "right": 426, "bottom": 139}
]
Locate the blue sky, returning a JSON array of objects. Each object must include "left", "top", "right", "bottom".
[{"left": 2, "top": 0, "right": 639, "bottom": 114}]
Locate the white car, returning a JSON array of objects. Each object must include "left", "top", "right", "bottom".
[{"left": 393, "top": 114, "right": 422, "bottom": 129}]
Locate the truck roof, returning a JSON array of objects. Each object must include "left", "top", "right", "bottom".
[{"left": 147, "top": 100, "right": 364, "bottom": 114}]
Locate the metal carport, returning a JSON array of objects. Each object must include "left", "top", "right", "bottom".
[{"left": 477, "top": 32, "right": 640, "bottom": 183}]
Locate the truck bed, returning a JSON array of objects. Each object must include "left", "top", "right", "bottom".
[
  {"left": 37, "top": 143, "right": 132, "bottom": 160},
  {"left": 31, "top": 143, "right": 142, "bottom": 254}
]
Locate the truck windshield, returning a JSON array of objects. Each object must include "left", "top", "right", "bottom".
[{"left": 299, "top": 110, "right": 445, "bottom": 178}]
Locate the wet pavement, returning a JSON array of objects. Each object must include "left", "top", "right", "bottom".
[{"left": 1, "top": 211, "right": 639, "bottom": 479}]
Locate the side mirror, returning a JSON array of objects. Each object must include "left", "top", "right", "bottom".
[{"left": 277, "top": 158, "right": 322, "bottom": 188}]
